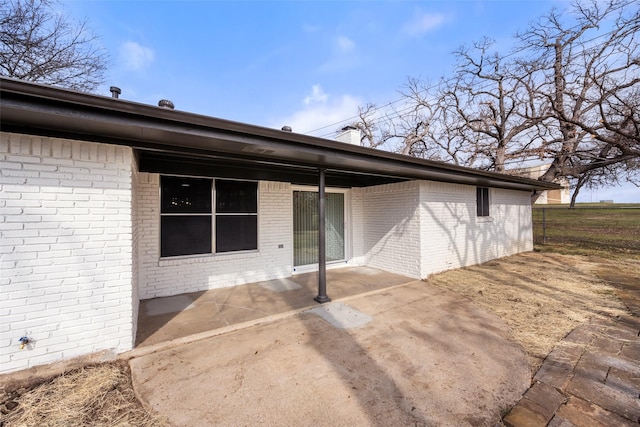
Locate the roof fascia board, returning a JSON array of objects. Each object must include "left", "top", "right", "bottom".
[{"left": 0, "top": 78, "right": 560, "bottom": 191}]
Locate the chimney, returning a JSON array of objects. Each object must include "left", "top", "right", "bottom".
[{"left": 336, "top": 125, "right": 361, "bottom": 146}]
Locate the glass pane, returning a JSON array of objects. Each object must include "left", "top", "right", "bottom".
[
  {"left": 326, "top": 193, "right": 345, "bottom": 262},
  {"left": 161, "top": 215, "right": 212, "bottom": 257},
  {"left": 477, "top": 187, "right": 490, "bottom": 217},
  {"left": 216, "top": 180, "right": 258, "bottom": 213},
  {"left": 216, "top": 215, "right": 258, "bottom": 252},
  {"left": 293, "top": 191, "right": 318, "bottom": 266},
  {"left": 161, "top": 176, "right": 212, "bottom": 213},
  {"left": 483, "top": 188, "right": 490, "bottom": 216},
  {"left": 293, "top": 191, "right": 344, "bottom": 266}
]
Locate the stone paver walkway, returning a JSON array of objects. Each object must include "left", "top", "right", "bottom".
[{"left": 504, "top": 268, "right": 640, "bottom": 427}]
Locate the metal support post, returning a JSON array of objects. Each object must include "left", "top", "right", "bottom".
[{"left": 314, "top": 168, "right": 330, "bottom": 303}]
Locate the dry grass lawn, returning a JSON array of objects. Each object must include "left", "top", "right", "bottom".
[
  {"left": 0, "top": 361, "right": 167, "bottom": 426},
  {"left": 426, "top": 251, "right": 634, "bottom": 371},
  {"left": 1, "top": 251, "right": 636, "bottom": 425}
]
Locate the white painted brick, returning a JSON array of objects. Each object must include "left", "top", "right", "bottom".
[
  {"left": 351, "top": 182, "right": 422, "bottom": 279},
  {"left": 1, "top": 184, "right": 39, "bottom": 193},
  {"left": 2, "top": 252, "right": 38, "bottom": 261},
  {"left": 0, "top": 177, "right": 29, "bottom": 185},
  {"left": 138, "top": 175, "right": 293, "bottom": 299},
  {"left": 23, "top": 164, "right": 58, "bottom": 172},
  {"left": 5, "top": 199, "right": 43, "bottom": 207},
  {"left": 10, "top": 303, "right": 47, "bottom": 315},
  {"left": 0, "top": 223, "right": 24, "bottom": 231},
  {"left": 1, "top": 132, "right": 136, "bottom": 374},
  {"left": 418, "top": 182, "right": 533, "bottom": 276}
]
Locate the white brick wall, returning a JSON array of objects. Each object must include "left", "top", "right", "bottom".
[
  {"left": 0, "top": 132, "right": 135, "bottom": 374},
  {"left": 419, "top": 181, "right": 533, "bottom": 277},
  {"left": 350, "top": 189, "right": 365, "bottom": 266},
  {"left": 137, "top": 175, "right": 293, "bottom": 299},
  {"left": 0, "top": 129, "right": 535, "bottom": 374},
  {"left": 352, "top": 180, "right": 534, "bottom": 280},
  {"left": 353, "top": 181, "right": 422, "bottom": 279}
]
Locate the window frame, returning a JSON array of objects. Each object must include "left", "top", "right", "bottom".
[
  {"left": 159, "top": 175, "right": 258, "bottom": 258},
  {"left": 476, "top": 187, "right": 491, "bottom": 218},
  {"left": 214, "top": 179, "right": 258, "bottom": 253}
]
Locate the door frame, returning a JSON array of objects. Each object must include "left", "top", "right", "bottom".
[{"left": 291, "top": 185, "right": 350, "bottom": 273}]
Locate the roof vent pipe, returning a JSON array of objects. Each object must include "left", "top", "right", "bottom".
[
  {"left": 158, "top": 99, "right": 175, "bottom": 109},
  {"left": 110, "top": 86, "right": 121, "bottom": 99},
  {"left": 281, "top": 126, "right": 292, "bottom": 132}
]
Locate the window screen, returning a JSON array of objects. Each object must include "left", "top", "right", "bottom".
[
  {"left": 215, "top": 180, "right": 258, "bottom": 253},
  {"left": 161, "top": 176, "right": 212, "bottom": 213},
  {"left": 476, "top": 187, "right": 490, "bottom": 217},
  {"left": 160, "top": 176, "right": 258, "bottom": 257},
  {"left": 161, "top": 215, "right": 212, "bottom": 257}
]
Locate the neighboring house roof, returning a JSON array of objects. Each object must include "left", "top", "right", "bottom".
[{"left": 1, "top": 77, "right": 559, "bottom": 191}]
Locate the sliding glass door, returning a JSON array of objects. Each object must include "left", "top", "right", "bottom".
[{"left": 293, "top": 191, "right": 345, "bottom": 267}]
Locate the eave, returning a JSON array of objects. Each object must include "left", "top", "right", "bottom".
[{"left": 0, "top": 78, "right": 560, "bottom": 192}]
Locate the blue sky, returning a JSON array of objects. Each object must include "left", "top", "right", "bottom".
[{"left": 61, "top": 0, "right": 638, "bottom": 203}]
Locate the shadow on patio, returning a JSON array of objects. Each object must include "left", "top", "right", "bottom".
[{"left": 135, "top": 266, "right": 414, "bottom": 347}]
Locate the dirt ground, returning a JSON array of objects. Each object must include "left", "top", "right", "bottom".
[
  {"left": 1, "top": 251, "right": 636, "bottom": 426},
  {"left": 426, "top": 251, "right": 635, "bottom": 372}
]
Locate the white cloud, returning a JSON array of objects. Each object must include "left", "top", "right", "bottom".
[
  {"left": 317, "top": 36, "right": 359, "bottom": 73},
  {"left": 304, "top": 84, "right": 328, "bottom": 105},
  {"left": 336, "top": 35, "right": 355, "bottom": 53},
  {"left": 120, "top": 41, "right": 155, "bottom": 71},
  {"left": 275, "top": 85, "right": 361, "bottom": 136},
  {"left": 402, "top": 11, "right": 446, "bottom": 37}
]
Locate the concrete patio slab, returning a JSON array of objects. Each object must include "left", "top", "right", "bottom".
[
  {"left": 307, "top": 301, "right": 373, "bottom": 329},
  {"left": 258, "top": 278, "right": 302, "bottom": 292},
  {"left": 135, "top": 267, "right": 414, "bottom": 347},
  {"left": 130, "top": 281, "right": 530, "bottom": 426},
  {"left": 144, "top": 294, "right": 195, "bottom": 316}
]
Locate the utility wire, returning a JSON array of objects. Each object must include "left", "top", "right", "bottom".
[{"left": 306, "top": 0, "right": 637, "bottom": 138}]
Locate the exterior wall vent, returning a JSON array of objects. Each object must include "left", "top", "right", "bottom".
[
  {"left": 110, "top": 86, "right": 121, "bottom": 99},
  {"left": 158, "top": 99, "right": 175, "bottom": 109}
]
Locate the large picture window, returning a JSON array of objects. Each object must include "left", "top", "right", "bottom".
[
  {"left": 160, "top": 176, "right": 257, "bottom": 257},
  {"left": 476, "top": 187, "right": 490, "bottom": 217}
]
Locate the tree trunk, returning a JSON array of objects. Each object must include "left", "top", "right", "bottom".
[
  {"left": 569, "top": 174, "right": 587, "bottom": 208},
  {"left": 569, "top": 188, "right": 579, "bottom": 208}
]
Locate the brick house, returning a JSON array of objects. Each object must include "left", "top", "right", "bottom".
[{"left": 0, "top": 78, "right": 558, "bottom": 374}]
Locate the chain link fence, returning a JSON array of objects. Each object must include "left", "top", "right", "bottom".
[{"left": 532, "top": 206, "right": 640, "bottom": 254}]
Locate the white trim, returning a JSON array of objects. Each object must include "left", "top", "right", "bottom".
[{"left": 292, "top": 260, "right": 350, "bottom": 274}]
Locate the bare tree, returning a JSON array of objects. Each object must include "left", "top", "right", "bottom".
[
  {"left": 0, "top": 0, "right": 107, "bottom": 92},
  {"left": 516, "top": 0, "right": 640, "bottom": 205},
  {"left": 402, "top": 77, "right": 483, "bottom": 167},
  {"left": 353, "top": 40, "right": 549, "bottom": 170},
  {"left": 349, "top": 83, "right": 439, "bottom": 157},
  {"left": 436, "top": 38, "right": 550, "bottom": 172},
  {"left": 353, "top": 0, "right": 639, "bottom": 206}
]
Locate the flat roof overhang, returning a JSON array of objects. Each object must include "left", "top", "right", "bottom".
[{"left": 0, "top": 78, "right": 560, "bottom": 192}]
